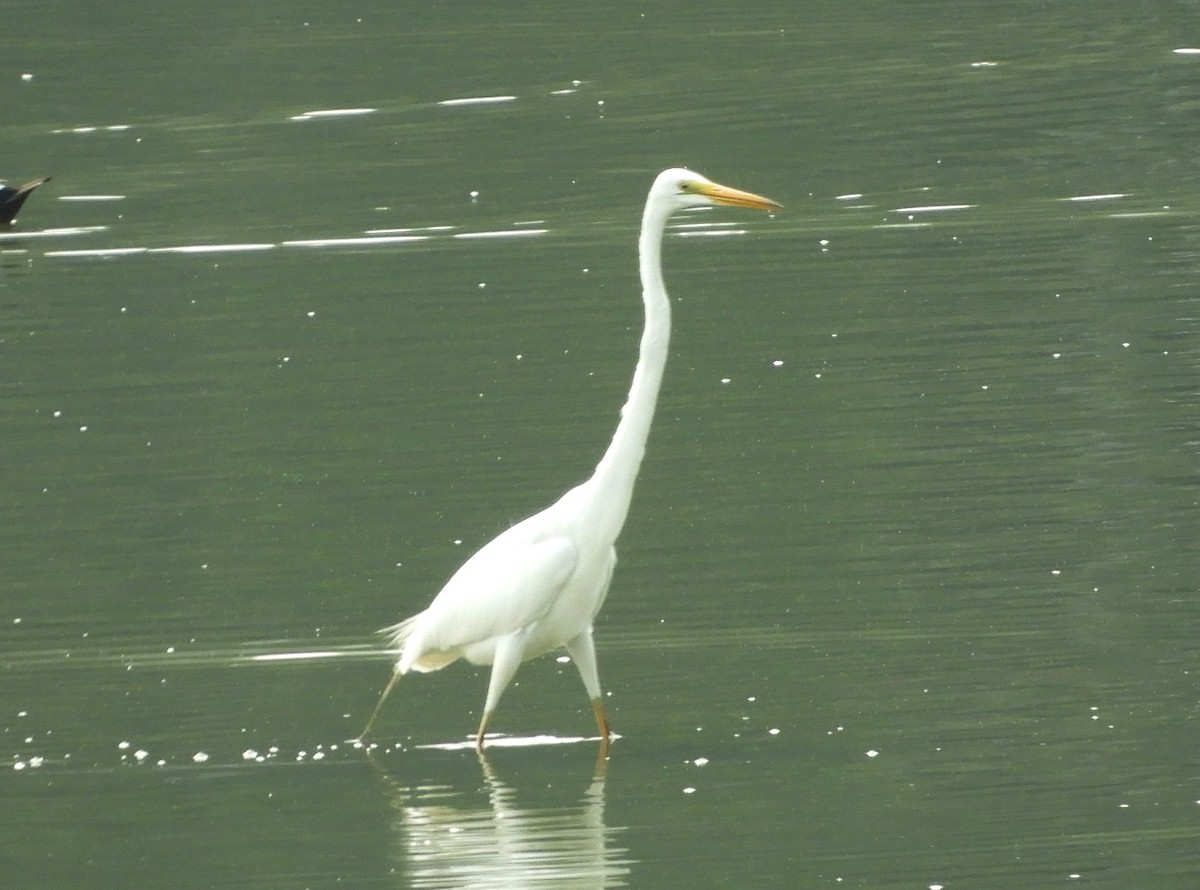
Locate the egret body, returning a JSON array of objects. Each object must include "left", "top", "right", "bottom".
[{"left": 360, "top": 168, "right": 780, "bottom": 748}]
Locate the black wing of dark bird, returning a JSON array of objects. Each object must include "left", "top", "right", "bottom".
[{"left": 0, "top": 176, "right": 52, "bottom": 225}]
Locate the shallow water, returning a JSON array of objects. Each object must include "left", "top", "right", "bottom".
[{"left": 4, "top": 1, "right": 1199, "bottom": 887}]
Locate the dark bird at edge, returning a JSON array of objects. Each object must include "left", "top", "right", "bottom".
[{"left": 0, "top": 177, "right": 51, "bottom": 225}]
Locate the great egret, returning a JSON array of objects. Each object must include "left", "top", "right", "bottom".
[
  {"left": 360, "top": 168, "right": 780, "bottom": 749},
  {"left": 0, "top": 176, "right": 51, "bottom": 225}
]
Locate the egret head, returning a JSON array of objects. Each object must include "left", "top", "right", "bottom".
[{"left": 650, "top": 167, "right": 782, "bottom": 215}]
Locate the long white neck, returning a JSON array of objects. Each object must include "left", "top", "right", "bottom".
[{"left": 586, "top": 197, "right": 673, "bottom": 540}]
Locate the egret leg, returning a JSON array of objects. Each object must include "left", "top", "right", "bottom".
[
  {"left": 566, "top": 628, "right": 611, "bottom": 744},
  {"left": 358, "top": 669, "right": 402, "bottom": 740},
  {"left": 475, "top": 632, "right": 527, "bottom": 749},
  {"left": 474, "top": 712, "right": 493, "bottom": 751},
  {"left": 591, "top": 698, "right": 611, "bottom": 744}
]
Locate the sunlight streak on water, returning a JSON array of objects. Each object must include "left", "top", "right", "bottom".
[
  {"left": 891, "top": 204, "right": 976, "bottom": 213},
  {"left": 42, "top": 247, "right": 147, "bottom": 257},
  {"left": 35, "top": 227, "right": 549, "bottom": 259},
  {"left": 249, "top": 650, "right": 348, "bottom": 662},
  {"left": 283, "top": 235, "right": 431, "bottom": 248},
  {"left": 365, "top": 226, "right": 457, "bottom": 235},
  {"left": 290, "top": 107, "right": 378, "bottom": 121},
  {"left": 672, "top": 228, "right": 748, "bottom": 238},
  {"left": 413, "top": 733, "right": 617, "bottom": 751},
  {"left": 147, "top": 243, "right": 276, "bottom": 254},
  {"left": 0, "top": 225, "right": 108, "bottom": 242},
  {"left": 50, "top": 124, "right": 132, "bottom": 134},
  {"left": 452, "top": 229, "right": 548, "bottom": 240},
  {"left": 0, "top": 641, "right": 380, "bottom": 671},
  {"left": 437, "top": 95, "right": 518, "bottom": 107}
]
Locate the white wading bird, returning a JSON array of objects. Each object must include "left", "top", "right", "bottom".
[{"left": 359, "top": 168, "right": 780, "bottom": 749}]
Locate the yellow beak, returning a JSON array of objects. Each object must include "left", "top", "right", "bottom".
[{"left": 697, "top": 181, "right": 782, "bottom": 211}]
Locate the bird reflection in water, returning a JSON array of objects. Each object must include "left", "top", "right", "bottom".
[{"left": 375, "top": 745, "right": 632, "bottom": 888}]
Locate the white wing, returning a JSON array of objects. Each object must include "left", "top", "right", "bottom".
[{"left": 407, "top": 528, "right": 579, "bottom": 663}]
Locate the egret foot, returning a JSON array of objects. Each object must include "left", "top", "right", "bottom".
[{"left": 475, "top": 711, "right": 493, "bottom": 751}]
